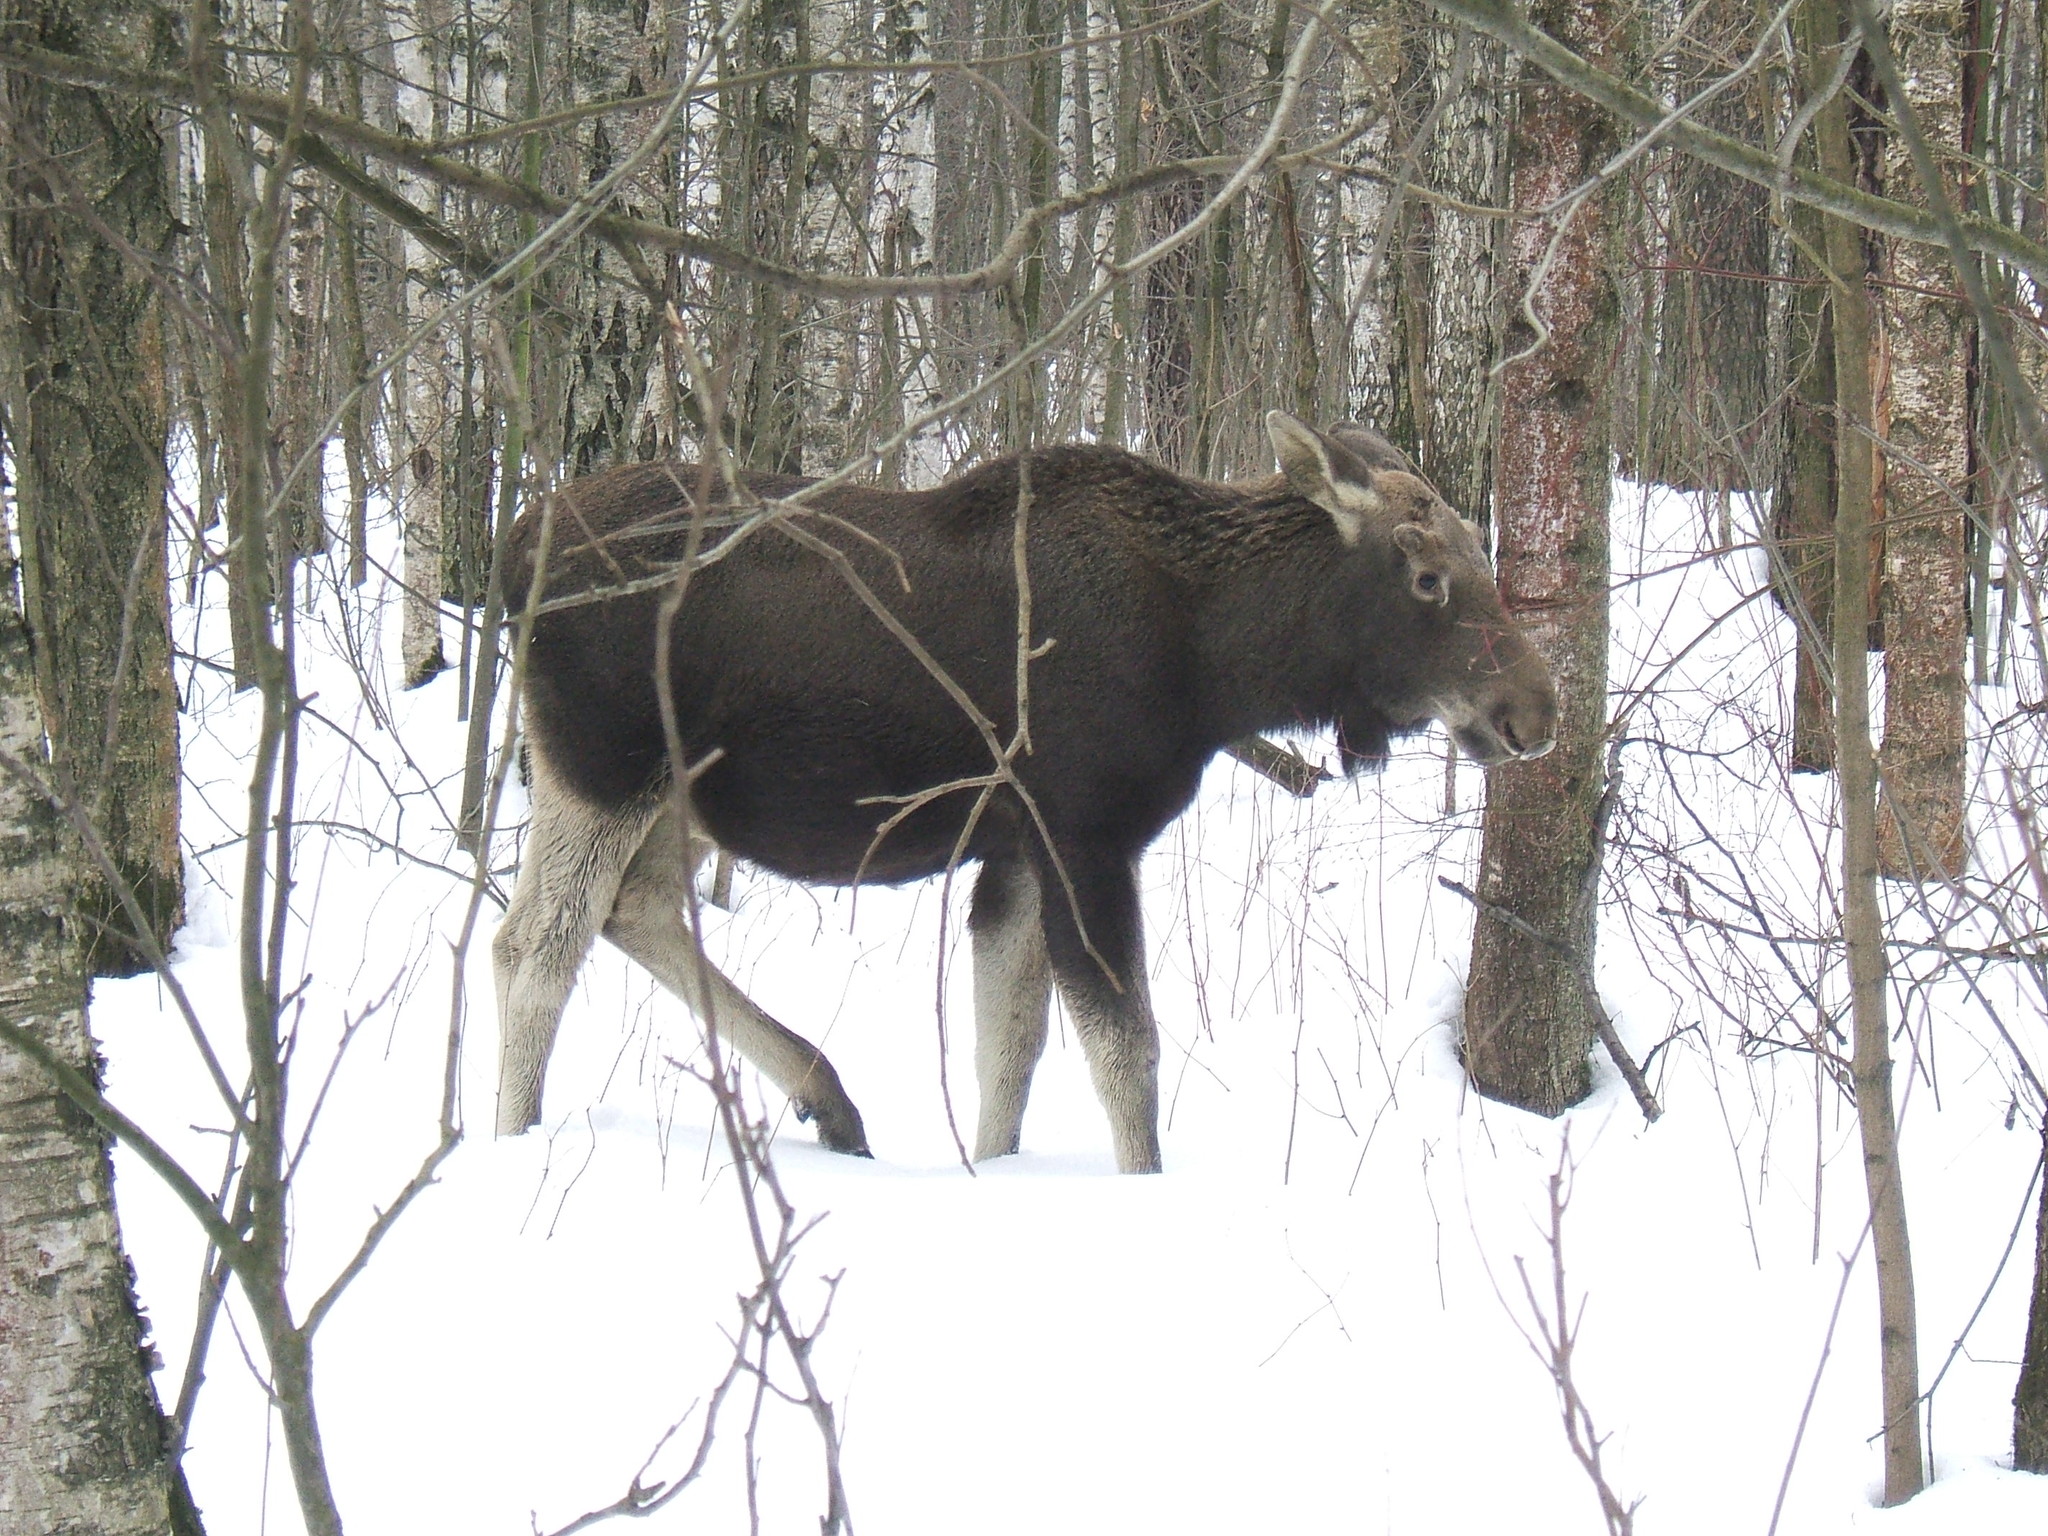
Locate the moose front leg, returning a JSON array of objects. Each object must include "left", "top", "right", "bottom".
[
  {"left": 1034, "top": 848, "right": 1162, "bottom": 1174},
  {"left": 969, "top": 856, "right": 1053, "bottom": 1160}
]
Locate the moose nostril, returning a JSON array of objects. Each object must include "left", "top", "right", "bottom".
[{"left": 1493, "top": 710, "right": 1525, "bottom": 756}]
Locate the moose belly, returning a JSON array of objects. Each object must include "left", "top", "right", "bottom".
[{"left": 687, "top": 712, "right": 998, "bottom": 887}]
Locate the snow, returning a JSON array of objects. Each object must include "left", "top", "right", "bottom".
[{"left": 87, "top": 477, "right": 2048, "bottom": 1533}]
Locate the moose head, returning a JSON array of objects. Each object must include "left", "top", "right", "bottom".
[{"left": 1265, "top": 410, "right": 1558, "bottom": 769}]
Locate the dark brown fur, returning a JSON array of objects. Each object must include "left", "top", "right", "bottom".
[
  {"left": 496, "top": 418, "right": 1556, "bottom": 1169},
  {"left": 514, "top": 441, "right": 1533, "bottom": 875}
]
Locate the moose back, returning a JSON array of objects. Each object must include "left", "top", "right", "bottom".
[{"left": 491, "top": 412, "right": 1557, "bottom": 1172}]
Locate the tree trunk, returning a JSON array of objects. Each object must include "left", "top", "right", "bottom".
[
  {"left": 400, "top": 335, "right": 451, "bottom": 688},
  {"left": 555, "top": 0, "right": 666, "bottom": 475},
  {"left": 1338, "top": 17, "right": 1424, "bottom": 448},
  {"left": 1623, "top": 0, "right": 1776, "bottom": 498},
  {"left": 2017, "top": 1131, "right": 2048, "bottom": 1471},
  {"left": 1461, "top": 0, "right": 1619, "bottom": 1116},
  {"left": 1773, "top": 197, "right": 1839, "bottom": 773},
  {"left": 1809, "top": 0, "right": 1925, "bottom": 1501},
  {"left": 0, "top": 0, "right": 181, "bottom": 976},
  {"left": 0, "top": 544, "right": 194, "bottom": 1534},
  {"left": 1139, "top": 0, "right": 1213, "bottom": 470},
  {"left": 396, "top": 0, "right": 451, "bottom": 688},
  {"left": 1421, "top": 24, "right": 1507, "bottom": 527},
  {"left": 1874, "top": 0, "right": 1972, "bottom": 880},
  {"left": 732, "top": 0, "right": 812, "bottom": 472}
]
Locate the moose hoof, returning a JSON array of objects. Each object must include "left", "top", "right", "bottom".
[{"left": 792, "top": 1097, "right": 872, "bottom": 1158}]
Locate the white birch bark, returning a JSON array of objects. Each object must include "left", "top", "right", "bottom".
[
  {"left": 0, "top": 555, "right": 181, "bottom": 1535},
  {"left": 1423, "top": 26, "right": 1508, "bottom": 523},
  {"left": 1876, "top": 0, "right": 1972, "bottom": 878}
]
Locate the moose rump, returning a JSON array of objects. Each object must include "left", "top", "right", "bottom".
[{"left": 492, "top": 412, "right": 1556, "bottom": 1172}]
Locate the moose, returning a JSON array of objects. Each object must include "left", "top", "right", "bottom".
[{"left": 491, "top": 411, "right": 1557, "bottom": 1173}]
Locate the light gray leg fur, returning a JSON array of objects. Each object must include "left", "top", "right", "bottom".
[
  {"left": 1061, "top": 968, "right": 1162, "bottom": 1174},
  {"left": 601, "top": 802, "right": 871, "bottom": 1155},
  {"left": 970, "top": 859, "right": 1053, "bottom": 1161},
  {"left": 493, "top": 757, "right": 659, "bottom": 1136}
]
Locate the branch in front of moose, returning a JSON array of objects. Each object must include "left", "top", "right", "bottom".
[
  {"left": 643, "top": 325, "right": 853, "bottom": 1532},
  {"left": 1437, "top": 876, "right": 1662, "bottom": 1124}
]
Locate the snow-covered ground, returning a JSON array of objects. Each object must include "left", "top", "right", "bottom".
[{"left": 90, "top": 477, "right": 2048, "bottom": 1533}]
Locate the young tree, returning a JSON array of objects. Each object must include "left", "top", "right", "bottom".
[
  {"left": 1808, "top": 0, "right": 1925, "bottom": 1501},
  {"left": 1771, "top": 196, "right": 1841, "bottom": 774}
]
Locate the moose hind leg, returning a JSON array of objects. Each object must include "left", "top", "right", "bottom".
[
  {"left": 601, "top": 804, "right": 871, "bottom": 1156},
  {"left": 494, "top": 769, "right": 658, "bottom": 1136},
  {"left": 969, "top": 855, "right": 1052, "bottom": 1160},
  {"left": 1035, "top": 849, "right": 1161, "bottom": 1174}
]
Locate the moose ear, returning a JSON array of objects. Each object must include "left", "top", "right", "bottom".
[{"left": 1266, "top": 410, "right": 1382, "bottom": 545}]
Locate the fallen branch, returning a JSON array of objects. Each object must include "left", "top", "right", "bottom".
[{"left": 1226, "top": 735, "right": 1332, "bottom": 798}]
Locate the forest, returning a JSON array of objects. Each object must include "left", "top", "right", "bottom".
[{"left": 0, "top": 0, "right": 2045, "bottom": 1531}]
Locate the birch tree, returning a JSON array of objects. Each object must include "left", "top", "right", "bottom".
[
  {"left": 0, "top": 553, "right": 195, "bottom": 1536},
  {"left": 1873, "top": 0, "right": 1972, "bottom": 879}
]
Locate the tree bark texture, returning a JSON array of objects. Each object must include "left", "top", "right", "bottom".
[
  {"left": 1811, "top": 0, "right": 1925, "bottom": 1499},
  {"left": 1773, "top": 197, "right": 1839, "bottom": 773},
  {"left": 553, "top": 0, "right": 668, "bottom": 475},
  {"left": 0, "top": 0, "right": 181, "bottom": 976},
  {"left": 392, "top": 0, "right": 451, "bottom": 688},
  {"left": 1342, "top": 14, "right": 1425, "bottom": 454},
  {"left": 1624, "top": 0, "right": 1776, "bottom": 496},
  {"left": 400, "top": 333, "right": 451, "bottom": 688},
  {"left": 0, "top": 547, "right": 190, "bottom": 1535},
  {"left": 1421, "top": 26, "right": 1508, "bottom": 527},
  {"left": 2018, "top": 1134, "right": 2048, "bottom": 1471},
  {"left": 730, "top": 0, "right": 812, "bottom": 472},
  {"left": 1140, "top": 4, "right": 1210, "bottom": 472},
  {"left": 1461, "top": 0, "right": 1618, "bottom": 1117},
  {"left": 1874, "top": 0, "right": 1972, "bottom": 880}
]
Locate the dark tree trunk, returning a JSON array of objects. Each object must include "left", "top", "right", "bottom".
[
  {"left": 2018, "top": 1134, "right": 2048, "bottom": 1471},
  {"left": 0, "top": 0, "right": 181, "bottom": 976},
  {"left": 1772, "top": 202, "right": 1839, "bottom": 773},
  {"left": 1461, "top": 0, "right": 1620, "bottom": 1116}
]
